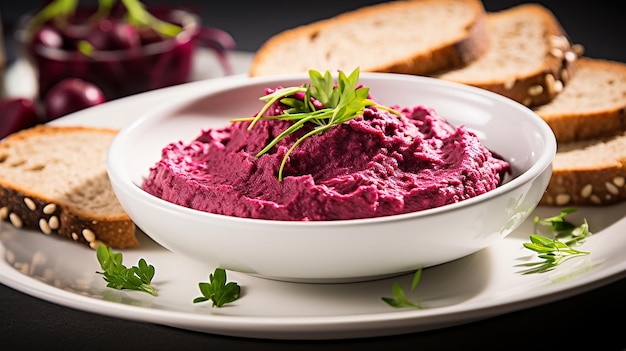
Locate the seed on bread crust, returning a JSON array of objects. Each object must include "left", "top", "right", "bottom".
[
  {"left": 606, "top": 182, "right": 620, "bottom": 195},
  {"left": 24, "top": 197, "right": 36, "bottom": 211},
  {"left": 89, "top": 240, "right": 103, "bottom": 249},
  {"left": 0, "top": 206, "right": 8, "bottom": 220},
  {"left": 554, "top": 193, "right": 571, "bottom": 206},
  {"left": 580, "top": 184, "right": 593, "bottom": 198},
  {"left": 39, "top": 218, "right": 52, "bottom": 235},
  {"left": 82, "top": 228, "right": 96, "bottom": 243},
  {"left": 9, "top": 213, "right": 22, "bottom": 228},
  {"left": 48, "top": 216, "right": 59, "bottom": 230},
  {"left": 43, "top": 203, "right": 57, "bottom": 215},
  {"left": 528, "top": 85, "right": 544, "bottom": 96}
]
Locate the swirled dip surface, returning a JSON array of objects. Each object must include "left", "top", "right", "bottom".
[{"left": 142, "top": 105, "right": 510, "bottom": 221}]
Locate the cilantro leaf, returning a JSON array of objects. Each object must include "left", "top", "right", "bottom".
[
  {"left": 193, "top": 268, "right": 241, "bottom": 307},
  {"left": 95, "top": 244, "right": 157, "bottom": 296}
]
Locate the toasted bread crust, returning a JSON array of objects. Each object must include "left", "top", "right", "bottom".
[
  {"left": 0, "top": 125, "right": 138, "bottom": 249},
  {"left": 433, "top": 3, "right": 580, "bottom": 107},
  {"left": 540, "top": 131, "right": 626, "bottom": 207},
  {"left": 249, "top": 0, "right": 490, "bottom": 76},
  {"left": 534, "top": 58, "right": 626, "bottom": 143}
]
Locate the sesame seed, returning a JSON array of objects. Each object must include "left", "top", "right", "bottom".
[
  {"left": 48, "top": 216, "right": 59, "bottom": 230},
  {"left": 590, "top": 195, "right": 602, "bottom": 204},
  {"left": 561, "top": 68, "right": 570, "bottom": 84},
  {"left": 528, "top": 85, "right": 543, "bottom": 96},
  {"left": 605, "top": 182, "right": 620, "bottom": 195},
  {"left": 39, "top": 218, "right": 52, "bottom": 235},
  {"left": 544, "top": 74, "right": 557, "bottom": 96},
  {"left": 555, "top": 193, "right": 570, "bottom": 206},
  {"left": 24, "top": 198, "right": 36, "bottom": 211},
  {"left": 580, "top": 184, "right": 593, "bottom": 198},
  {"left": 549, "top": 47, "right": 563, "bottom": 59},
  {"left": 71, "top": 232, "right": 79, "bottom": 241},
  {"left": 572, "top": 44, "right": 585, "bottom": 56},
  {"left": 0, "top": 206, "right": 8, "bottom": 220},
  {"left": 613, "top": 177, "right": 625, "bottom": 187},
  {"left": 82, "top": 228, "right": 96, "bottom": 242},
  {"left": 9, "top": 213, "right": 23, "bottom": 228},
  {"left": 43, "top": 203, "right": 57, "bottom": 215},
  {"left": 564, "top": 50, "right": 577, "bottom": 62}
]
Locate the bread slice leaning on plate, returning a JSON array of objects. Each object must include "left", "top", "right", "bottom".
[
  {"left": 431, "top": 3, "right": 580, "bottom": 107},
  {"left": 248, "top": 0, "right": 490, "bottom": 77},
  {"left": 0, "top": 125, "right": 138, "bottom": 249},
  {"left": 537, "top": 57, "right": 626, "bottom": 207},
  {"left": 534, "top": 57, "right": 626, "bottom": 144}
]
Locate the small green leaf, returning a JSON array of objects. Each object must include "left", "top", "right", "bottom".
[
  {"left": 518, "top": 208, "right": 591, "bottom": 274},
  {"left": 194, "top": 268, "right": 241, "bottom": 308},
  {"left": 95, "top": 243, "right": 157, "bottom": 296},
  {"left": 381, "top": 268, "right": 423, "bottom": 309}
]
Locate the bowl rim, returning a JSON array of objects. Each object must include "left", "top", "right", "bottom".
[{"left": 107, "top": 71, "right": 557, "bottom": 228}]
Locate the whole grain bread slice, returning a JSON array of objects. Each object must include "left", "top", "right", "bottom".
[
  {"left": 533, "top": 57, "right": 626, "bottom": 143},
  {"left": 540, "top": 131, "right": 626, "bottom": 207},
  {"left": 432, "top": 3, "right": 580, "bottom": 107},
  {"left": 0, "top": 125, "right": 138, "bottom": 249},
  {"left": 248, "top": 0, "right": 490, "bottom": 77}
]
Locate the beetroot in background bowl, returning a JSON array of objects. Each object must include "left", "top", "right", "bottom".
[{"left": 16, "top": 2, "right": 235, "bottom": 101}]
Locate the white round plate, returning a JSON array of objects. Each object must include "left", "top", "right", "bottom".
[{"left": 1, "top": 54, "right": 626, "bottom": 340}]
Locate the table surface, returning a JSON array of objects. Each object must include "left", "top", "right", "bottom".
[{"left": 1, "top": 1, "right": 625, "bottom": 349}]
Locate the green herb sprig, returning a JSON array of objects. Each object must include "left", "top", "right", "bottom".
[
  {"left": 381, "top": 268, "right": 423, "bottom": 308},
  {"left": 517, "top": 208, "right": 590, "bottom": 274},
  {"left": 231, "top": 67, "right": 401, "bottom": 181},
  {"left": 193, "top": 268, "right": 241, "bottom": 307},
  {"left": 95, "top": 243, "right": 157, "bottom": 296}
]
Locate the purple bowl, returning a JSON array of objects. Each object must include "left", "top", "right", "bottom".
[{"left": 17, "top": 5, "right": 235, "bottom": 101}]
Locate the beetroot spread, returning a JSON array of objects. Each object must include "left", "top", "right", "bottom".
[{"left": 142, "top": 103, "right": 511, "bottom": 221}]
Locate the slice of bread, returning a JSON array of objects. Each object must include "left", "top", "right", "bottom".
[
  {"left": 249, "top": 0, "right": 490, "bottom": 77},
  {"left": 0, "top": 125, "right": 138, "bottom": 249},
  {"left": 534, "top": 57, "right": 626, "bottom": 143},
  {"left": 432, "top": 3, "right": 580, "bottom": 107},
  {"left": 540, "top": 131, "right": 626, "bottom": 207}
]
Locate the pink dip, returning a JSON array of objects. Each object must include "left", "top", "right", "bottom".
[{"left": 142, "top": 103, "right": 511, "bottom": 221}]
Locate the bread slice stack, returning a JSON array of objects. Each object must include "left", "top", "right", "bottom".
[
  {"left": 534, "top": 58, "right": 626, "bottom": 206},
  {"left": 0, "top": 125, "right": 138, "bottom": 249},
  {"left": 250, "top": 0, "right": 626, "bottom": 207},
  {"left": 430, "top": 3, "right": 579, "bottom": 108},
  {"left": 249, "top": 0, "right": 491, "bottom": 76}
]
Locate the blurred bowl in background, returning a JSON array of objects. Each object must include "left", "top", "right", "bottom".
[{"left": 15, "top": 3, "right": 235, "bottom": 102}]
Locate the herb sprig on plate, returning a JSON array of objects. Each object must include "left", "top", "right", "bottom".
[
  {"left": 193, "top": 268, "right": 241, "bottom": 307},
  {"left": 517, "top": 207, "right": 590, "bottom": 274},
  {"left": 381, "top": 268, "right": 423, "bottom": 308},
  {"left": 95, "top": 243, "right": 157, "bottom": 296},
  {"left": 232, "top": 67, "right": 401, "bottom": 181}
]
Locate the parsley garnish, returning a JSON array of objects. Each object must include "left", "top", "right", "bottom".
[
  {"left": 193, "top": 268, "right": 241, "bottom": 307},
  {"left": 517, "top": 208, "right": 590, "bottom": 274},
  {"left": 232, "top": 67, "right": 401, "bottom": 181},
  {"left": 95, "top": 243, "right": 157, "bottom": 296},
  {"left": 381, "top": 268, "right": 423, "bottom": 308}
]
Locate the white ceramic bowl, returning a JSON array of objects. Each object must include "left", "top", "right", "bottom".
[{"left": 107, "top": 72, "right": 556, "bottom": 283}]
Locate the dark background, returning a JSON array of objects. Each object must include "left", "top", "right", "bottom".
[
  {"left": 1, "top": 1, "right": 625, "bottom": 350},
  {"left": 2, "top": 0, "right": 625, "bottom": 62}
]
